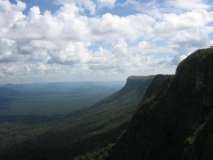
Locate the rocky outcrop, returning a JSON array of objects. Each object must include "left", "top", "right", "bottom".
[{"left": 108, "top": 48, "right": 213, "bottom": 160}]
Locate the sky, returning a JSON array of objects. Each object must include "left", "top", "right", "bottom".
[{"left": 0, "top": 0, "right": 212, "bottom": 84}]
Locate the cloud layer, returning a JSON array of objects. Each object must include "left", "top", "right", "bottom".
[{"left": 0, "top": 0, "right": 212, "bottom": 83}]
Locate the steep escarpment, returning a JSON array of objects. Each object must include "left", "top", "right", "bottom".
[
  {"left": 64, "top": 75, "right": 154, "bottom": 135},
  {"left": 0, "top": 76, "right": 153, "bottom": 160},
  {"left": 123, "top": 76, "right": 154, "bottom": 92},
  {"left": 108, "top": 48, "right": 213, "bottom": 160}
]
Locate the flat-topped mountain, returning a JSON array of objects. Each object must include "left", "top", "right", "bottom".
[
  {"left": 108, "top": 48, "right": 213, "bottom": 160},
  {"left": 123, "top": 76, "right": 154, "bottom": 91},
  {"left": 3, "top": 47, "right": 213, "bottom": 160},
  {"left": 0, "top": 76, "right": 153, "bottom": 160}
]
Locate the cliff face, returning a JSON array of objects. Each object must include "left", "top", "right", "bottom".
[
  {"left": 108, "top": 48, "right": 213, "bottom": 160},
  {"left": 122, "top": 76, "right": 154, "bottom": 93}
]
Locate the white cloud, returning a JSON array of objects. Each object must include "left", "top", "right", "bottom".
[
  {"left": 168, "top": 0, "right": 209, "bottom": 10},
  {"left": 0, "top": 0, "right": 212, "bottom": 83},
  {"left": 97, "top": 0, "right": 117, "bottom": 8},
  {"left": 90, "top": 13, "right": 155, "bottom": 42},
  {"left": 54, "top": 0, "right": 96, "bottom": 15},
  {"left": 77, "top": 0, "right": 96, "bottom": 15},
  {"left": 0, "top": 38, "right": 17, "bottom": 62}
]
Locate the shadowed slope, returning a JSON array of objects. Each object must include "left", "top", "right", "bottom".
[{"left": 108, "top": 48, "right": 213, "bottom": 160}]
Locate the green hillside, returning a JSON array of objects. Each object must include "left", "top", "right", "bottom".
[
  {"left": 0, "top": 76, "right": 153, "bottom": 160},
  {"left": 0, "top": 82, "right": 122, "bottom": 157}
]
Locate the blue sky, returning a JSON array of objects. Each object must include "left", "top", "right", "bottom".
[
  {"left": 8, "top": 0, "right": 142, "bottom": 17},
  {"left": 0, "top": 0, "right": 212, "bottom": 83},
  {"left": 10, "top": 0, "right": 61, "bottom": 13}
]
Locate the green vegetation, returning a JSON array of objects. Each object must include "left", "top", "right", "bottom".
[
  {"left": 0, "top": 82, "right": 123, "bottom": 156},
  {"left": 0, "top": 82, "right": 122, "bottom": 116},
  {"left": 75, "top": 144, "right": 114, "bottom": 160},
  {"left": 108, "top": 48, "right": 213, "bottom": 160},
  {"left": 0, "top": 77, "right": 153, "bottom": 160}
]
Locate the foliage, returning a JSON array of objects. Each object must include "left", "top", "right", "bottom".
[{"left": 75, "top": 144, "right": 114, "bottom": 160}]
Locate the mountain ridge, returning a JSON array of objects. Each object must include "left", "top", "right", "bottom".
[{"left": 108, "top": 48, "right": 213, "bottom": 160}]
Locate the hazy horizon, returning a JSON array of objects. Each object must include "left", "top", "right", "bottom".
[{"left": 0, "top": 79, "right": 125, "bottom": 85}]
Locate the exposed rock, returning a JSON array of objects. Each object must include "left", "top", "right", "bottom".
[{"left": 108, "top": 48, "right": 213, "bottom": 160}]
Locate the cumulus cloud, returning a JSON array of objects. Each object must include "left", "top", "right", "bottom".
[
  {"left": 168, "top": 0, "right": 209, "bottom": 10},
  {"left": 0, "top": 0, "right": 212, "bottom": 83},
  {"left": 97, "top": 0, "right": 117, "bottom": 8}
]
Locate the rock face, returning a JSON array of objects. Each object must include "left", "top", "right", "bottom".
[
  {"left": 108, "top": 48, "right": 213, "bottom": 160},
  {"left": 121, "top": 76, "right": 154, "bottom": 93},
  {"left": 123, "top": 76, "right": 154, "bottom": 92}
]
